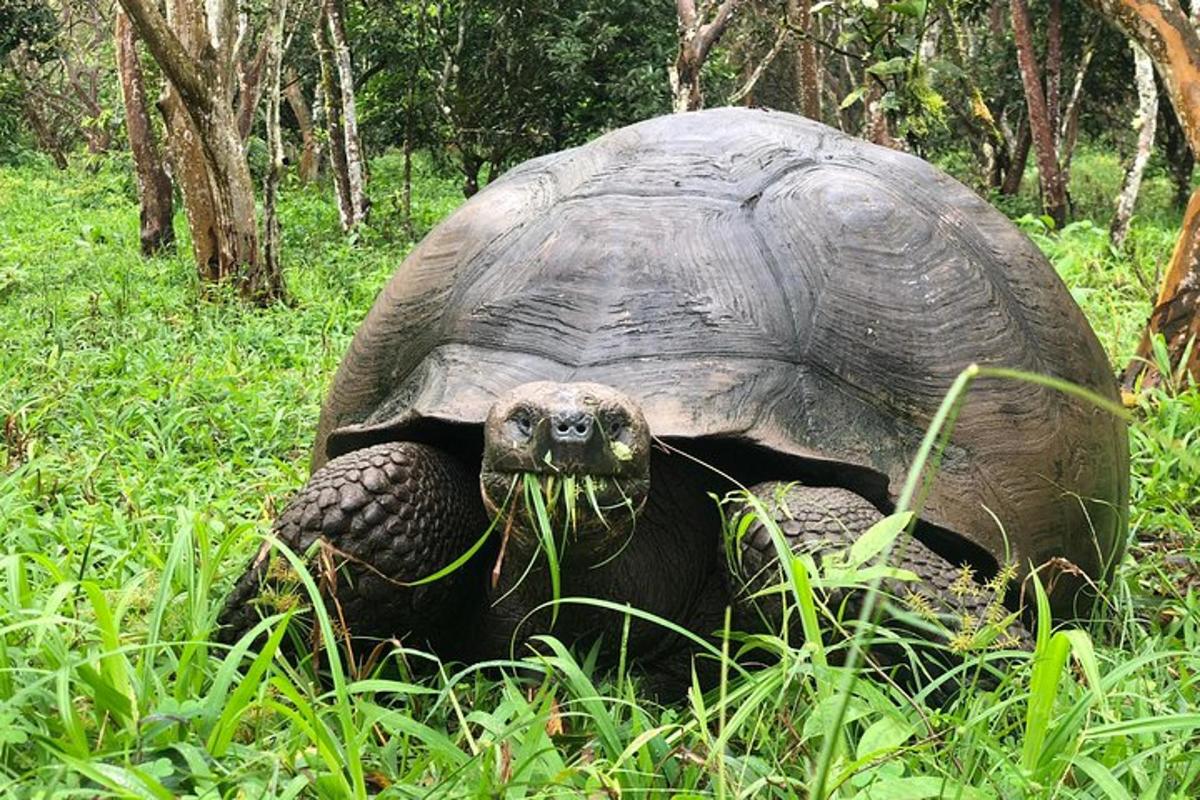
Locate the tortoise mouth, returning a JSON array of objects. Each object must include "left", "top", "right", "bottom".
[{"left": 480, "top": 468, "right": 650, "bottom": 540}]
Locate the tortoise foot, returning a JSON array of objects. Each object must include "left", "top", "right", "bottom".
[
  {"left": 730, "top": 482, "right": 1030, "bottom": 691},
  {"left": 217, "top": 441, "right": 490, "bottom": 656}
]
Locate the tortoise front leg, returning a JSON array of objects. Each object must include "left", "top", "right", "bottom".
[
  {"left": 730, "top": 482, "right": 1029, "bottom": 676},
  {"left": 217, "top": 441, "right": 490, "bottom": 656}
]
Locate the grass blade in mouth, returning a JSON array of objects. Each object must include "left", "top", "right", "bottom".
[
  {"left": 586, "top": 476, "right": 640, "bottom": 570},
  {"left": 524, "top": 472, "right": 563, "bottom": 626}
]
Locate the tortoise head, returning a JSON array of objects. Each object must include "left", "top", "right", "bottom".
[{"left": 481, "top": 382, "right": 651, "bottom": 562}]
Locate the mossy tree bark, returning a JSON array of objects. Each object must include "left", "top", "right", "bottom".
[
  {"left": 321, "top": 0, "right": 369, "bottom": 228},
  {"left": 1110, "top": 43, "right": 1158, "bottom": 249},
  {"left": 116, "top": 0, "right": 285, "bottom": 304},
  {"left": 1081, "top": 0, "right": 1200, "bottom": 389},
  {"left": 114, "top": 9, "right": 175, "bottom": 256}
]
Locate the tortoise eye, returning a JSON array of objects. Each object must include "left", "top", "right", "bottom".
[
  {"left": 508, "top": 409, "right": 534, "bottom": 440},
  {"left": 601, "top": 411, "right": 630, "bottom": 441}
]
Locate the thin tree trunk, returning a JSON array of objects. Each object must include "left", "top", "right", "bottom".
[
  {"left": 283, "top": 66, "right": 319, "bottom": 182},
  {"left": 11, "top": 70, "right": 68, "bottom": 169},
  {"left": 115, "top": 9, "right": 175, "bottom": 255},
  {"left": 160, "top": 88, "right": 220, "bottom": 278},
  {"left": 63, "top": 58, "right": 114, "bottom": 154},
  {"left": 1046, "top": 0, "right": 1063, "bottom": 149},
  {"left": 258, "top": 0, "right": 288, "bottom": 300},
  {"left": 788, "top": 0, "right": 820, "bottom": 119},
  {"left": 943, "top": 8, "right": 1007, "bottom": 189},
  {"left": 237, "top": 39, "right": 269, "bottom": 141},
  {"left": 1010, "top": 0, "right": 1069, "bottom": 226},
  {"left": 402, "top": 79, "right": 413, "bottom": 232},
  {"left": 670, "top": 0, "right": 741, "bottom": 112},
  {"left": 324, "top": 0, "right": 369, "bottom": 226},
  {"left": 1000, "top": 118, "right": 1032, "bottom": 195},
  {"left": 1110, "top": 44, "right": 1158, "bottom": 248},
  {"left": 729, "top": 24, "right": 788, "bottom": 106},
  {"left": 1163, "top": 105, "right": 1195, "bottom": 210},
  {"left": 1080, "top": 0, "right": 1200, "bottom": 388},
  {"left": 1058, "top": 26, "right": 1099, "bottom": 178},
  {"left": 864, "top": 81, "right": 902, "bottom": 149},
  {"left": 314, "top": 21, "right": 353, "bottom": 229}
]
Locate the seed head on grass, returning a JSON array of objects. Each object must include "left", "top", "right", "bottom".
[
  {"left": 949, "top": 564, "right": 979, "bottom": 599},
  {"left": 903, "top": 588, "right": 939, "bottom": 623}
]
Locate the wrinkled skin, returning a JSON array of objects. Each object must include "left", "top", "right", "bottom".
[{"left": 218, "top": 380, "right": 1029, "bottom": 697}]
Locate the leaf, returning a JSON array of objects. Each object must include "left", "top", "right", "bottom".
[
  {"left": 854, "top": 776, "right": 987, "bottom": 799},
  {"left": 889, "top": 0, "right": 926, "bottom": 18},
  {"left": 611, "top": 440, "right": 633, "bottom": 461},
  {"left": 856, "top": 716, "right": 914, "bottom": 761},
  {"left": 866, "top": 57, "right": 909, "bottom": 77},
  {"left": 1022, "top": 630, "right": 1072, "bottom": 775},
  {"left": 849, "top": 512, "right": 914, "bottom": 567},
  {"left": 840, "top": 86, "right": 868, "bottom": 109}
]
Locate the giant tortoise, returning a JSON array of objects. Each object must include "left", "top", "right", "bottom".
[{"left": 219, "top": 108, "right": 1128, "bottom": 691}]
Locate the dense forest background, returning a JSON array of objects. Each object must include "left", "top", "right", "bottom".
[
  {"left": 3, "top": 1, "right": 1200, "bottom": 797},
  {"left": 5, "top": 0, "right": 1200, "bottom": 382}
]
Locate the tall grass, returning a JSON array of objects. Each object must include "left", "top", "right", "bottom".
[{"left": 0, "top": 149, "right": 1197, "bottom": 796}]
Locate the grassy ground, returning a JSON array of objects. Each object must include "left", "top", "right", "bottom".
[{"left": 0, "top": 147, "right": 1198, "bottom": 798}]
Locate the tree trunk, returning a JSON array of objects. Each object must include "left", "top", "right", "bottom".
[
  {"left": 117, "top": 0, "right": 281, "bottom": 303},
  {"left": 1081, "top": 0, "right": 1200, "bottom": 389},
  {"left": 670, "top": 43, "right": 703, "bottom": 112},
  {"left": 324, "top": 0, "right": 369, "bottom": 227},
  {"left": 788, "top": 0, "right": 821, "bottom": 119},
  {"left": 864, "top": 82, "right": 902, "bottom": 149},
  {"left": 401, "top": 76, "right": 414, "bottom": 232},
  {"left": 283, "top": 66, "right": 319, "bottom": 182},
  {"left": 1000, "top": 118, "right": 1032, "bottom": 195},
  {"left": 1110, "top": 44, "right": 1158, "bottom": 248},
  {"left": 258, "top": 0, "right": 288, "bottom": 300},
  {"left": 1163, "top": 104, "right": 1195, "bottom": 210},
  {"left": 115, "top": 9, "right": 175, "bottom": 255},
  {"left": 63, "top": 58, "right": 114, "bottom": 154},
  {"left": 1046, "top": 0, "right": 1063, "bottom": 148},
  {"left": 462, "top": 151, "right": 482, "bottom": 198},
  {"left": 729, "top": 25, "right": 788, "bottom": 106},
  {"left": 1059, "top": 27, "right": 1099, "bottom": 182},
  {"left": 1010, "top": 0, "right": 1069, "bottom": 226},
  {"left": 159, "top": 88, "right": 218, "bottom": 276},
  {"left": 17, "top": 96, "right": 67, "bottom": 169},
  {"left": 314, "top": 21, "right": 354, "bottom": 230},
  {"left": 237, "top": 39, "right": 269, "bottom": 141},
  {"left": 670, "top": 0, "right": 741, "bottom": 112}
]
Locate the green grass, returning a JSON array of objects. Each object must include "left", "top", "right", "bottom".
[{"left": 1, "top": 147, "right": 1198, "bottom": 797}]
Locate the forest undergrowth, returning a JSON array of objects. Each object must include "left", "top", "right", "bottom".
[{"left": 0, "top": 149, "right": 1198, "bottom": 798}]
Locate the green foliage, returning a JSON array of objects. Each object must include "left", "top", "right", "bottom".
[
  {"left": 0, "top": 151, "right": 1198, "bottom": 797},
  {"left": 0, "top": 0, "right": 58, "bottom": 62},
  {"left": 353, "top": 0, "right": 674, "bottom": 193}
]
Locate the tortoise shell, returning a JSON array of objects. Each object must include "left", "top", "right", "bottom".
[{"left": 314, "top": 108, "right": 1128, "bottom": 612}]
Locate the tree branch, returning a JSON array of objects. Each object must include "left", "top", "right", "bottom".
[
  {"left": 115, "top": 0, "right": 211, "bottom": 113},
  {"left": 695, "top": 0, "right": 741, "bottom": 62},
  {"left": 676, "top": 0, "right": 698, "bottom": 31},
  {"left": 729, "top": 22, "right": 789, "bottom": 105}
]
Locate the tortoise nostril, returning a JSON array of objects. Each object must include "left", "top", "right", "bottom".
[{"left": 550, "top": 412, "right": 593, "bottom": 443}]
